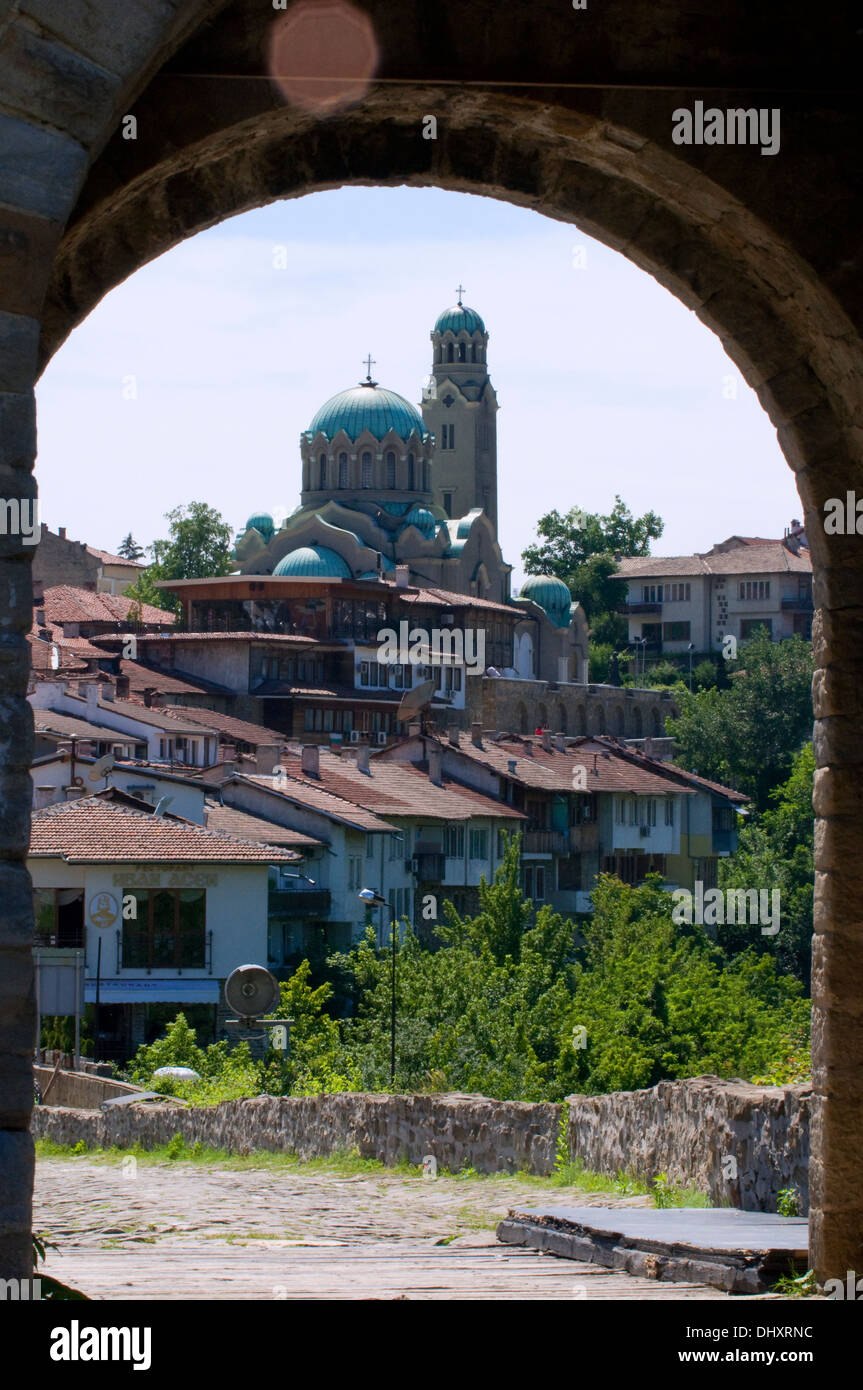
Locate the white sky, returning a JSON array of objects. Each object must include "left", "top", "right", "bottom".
[{"left": 35, "top": 186, "right": 802, "bottom": 590}]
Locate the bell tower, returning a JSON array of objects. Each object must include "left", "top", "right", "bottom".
[{"left": 423, "top": 288, "right": 499, "bottom": 531}]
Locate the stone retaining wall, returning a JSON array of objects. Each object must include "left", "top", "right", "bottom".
[
  {"left": 567, "top": 1076, "right": 810, "bottom": 1213},
  {"left": 30, "top": 1077, "right": 810, "bottom": 1210}
]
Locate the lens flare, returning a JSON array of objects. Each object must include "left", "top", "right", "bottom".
[{"left": 268, "top": 0, "right": 379, "bottom": 114}]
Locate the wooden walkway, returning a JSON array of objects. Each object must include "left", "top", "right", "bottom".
[{"left": 43, "top": 1236, "right": 728, "bottom": 1300}]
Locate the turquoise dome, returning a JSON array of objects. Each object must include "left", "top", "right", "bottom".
[
  {"left": 246, "top": 512, "right": 274, "bottom": 540},
  {"left": 519, "top": 574, "right": 572, "bottom": 628},
  {"left": 308, "top": 384, "right": 425, "bottom": 442},
  {"left": 434, "top": 304, "right": 486, "bottom": 336},
  {"left": 273, "top": 545, "right": 352, "bottom": 578},
  {"left": 403, "top": 506, "right": 436, "bottom": 539}
]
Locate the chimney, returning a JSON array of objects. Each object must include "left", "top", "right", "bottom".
[
  {"left": 356, "top": 744, "right": 371, "bottom": 774},
  {"left": 58, "top": 527, "right": 66, "bottom": 541},
  {"left": 643, "top": 737, "right": 654, "bottom": 758},
  {"left": 507, "top": 759, "right": 517, "bottom": 776},
  {"left": 219, "top": 742, "right": 237, "bottom": 763},
  {"left": 101, "top": 684, "right": 114, "bottom": 702},
  {"left": 258, "top": 743, "right": 282, "bottom": 777},
  {"left": 428, "top": 744, "right": 443, "bottom": 786},
  {"left": 143, "top": 687, "right": 156, "bottom": 708},
  {"left": 395, "top": 565, "right": 410, "bottom": 589},
  {"left": 115, "top": 674, "right": 130, "bottom": 700},
  {"left": 552, "top": 733, "right": 566, "bottom": 752},
  {"left": 541, "top": 731, "right": 552, "bottom": 753},
  {"left": 33, "top": 579, "right": 44, "bottom": 605},
  {"left": 471, "top": 721, "right": 483, "bottom": 748},
  {"left": 300, "top": 745, "right": 319, "bottom": 779},
  {"left": 82, "top": 682, "right": 99, "bottom": 713},
  {"left": 64, "top": 785, "right": 86, "bottom": 801},
  {"left": 448, "top": 725, "right": 460, "bottom": 747}
]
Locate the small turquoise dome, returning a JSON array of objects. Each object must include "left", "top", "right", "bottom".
[
  {"left": 308, "top": 384, "right": 425, "bottom": 442},
  {"left": 434, "top": 304, "right": 486, "bottom": 336},
  {"left": 403, "top": 506, "right": 436, "bottom": 539},
  {"left": 245, "top": 512, "right": 275, "bottom": 542},
  {"left": 519, "top": 574, "right": 572, "bottom": 628},
  {"left": 273, "top": 545, "right": 352, "bottom": 578}
]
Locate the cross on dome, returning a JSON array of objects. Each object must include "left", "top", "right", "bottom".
[
  {"left": 363, "top": 353, "right": 377, "bottom": 383},
  {"left": 455, "top": 283, "right": 466, "bottom": 305}
]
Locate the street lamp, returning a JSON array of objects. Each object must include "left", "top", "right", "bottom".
[
  {"left": 359, "top": 888, "right": 396, "bottom": 1087},
  {"left": 687, "top": 642, "right": 695, "bottom": 692},
  {"left": 635, "top": 636, "right": 647, "bottom": 687}
]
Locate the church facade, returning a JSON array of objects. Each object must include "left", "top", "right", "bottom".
[{"left": 160, "top": 297, "right": 671, "bottom": 743}]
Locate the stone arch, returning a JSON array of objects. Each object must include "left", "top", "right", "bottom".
[
  {"left": 537, "top": 704, "right": 548, "bottom": 731},
  {"left": 574, "top": 704, "right": 587, "bottom": 738},
  {"left": 557, "top": 703, "right": 567, "bottom": 735},
  {"left": 515, "top": 702, "right": 529, "bottom": 736},
  {"left": 614, "top": 706, "right": 626, "bottom": 738},
  {"left": 1, "top": 0, "right": 861, "bottom": 1284},
  {"left": 631, "top": 706, "right": 643, "bottom": 739},
  {"left": 652, "top": 706, "right": 665, "bottom": 738}
]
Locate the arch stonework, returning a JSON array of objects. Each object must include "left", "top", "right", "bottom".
[{"left": 0, "top": 0, "right": 861, "bottom": 1283}]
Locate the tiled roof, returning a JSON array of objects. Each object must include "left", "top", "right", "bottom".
[
  {"left": 28, "top": 636, "right": 88, "bottom": 674},
  {"left": 161, "top": 706, "right": 287, "bottom": 746},
  {"left": 239, "top": 774, "right": 399, "bottom": 833},
  {"left": 129, "top": 631, "right": 318, "bottom": 644},
  {"left": 277, "top": 751, "right": 525, "bottom": 822},
  {"left": 85, "top": 547, "right": 145, "bottom": 569},
  {"left": 58, "top": 692, "right": 215, "bottom": 735},
  {"left": 116, "top": 660, "right": 234, "bottom": 698},
  {"left": 29, "top": 797, "right": 298, "bottom": 863},
  {"left": 40, "top": 586, "right": 174, "bottom": 628},
  {"left": 389, "top": 584, "right": 519, "bottom": 617},
  {"left": 203, "top": 800, "right": 322, "bottom": 849},
  {"left": 33, "top": 710, "right": 140, "bottom": 743},
  {"left": 615, "top": 542, "right": 811, "bottom": 580},
  {"left": 437, "top": 734, "right": 689, "bottom": 796}
]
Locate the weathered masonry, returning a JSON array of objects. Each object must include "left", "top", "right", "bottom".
[{"left": 0, "top": 0, "right": 860, "bottom": 1284}]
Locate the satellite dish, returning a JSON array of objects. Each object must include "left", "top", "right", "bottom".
[
  {"left": 88, "top": 753, "right": 116, "bottom": 783},
  {"left": 153, "top": 794, "right": 174, "bottom": 817},
  {"left": 224, "top": 963, "right": 280, "bottom": 1020},
  {"left": 153, "top": 1066, "right": 200, "bottom": 1082},
  {"left": 396, "top": 678, "right": 437, "bottom": 723},
  {"left": 50, "top": 644, "right": 60, "bottom": 671}
]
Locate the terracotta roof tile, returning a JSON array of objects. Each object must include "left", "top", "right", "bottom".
[
  {"left": 41, "top": 586, "right": 174, "bottom": 628},
  {"left": 29, "top": 797, "right": 297, "bottom": 863},
  {"left": 277, "top": 751, "right": 524, "bottom": 821},
  {"left": 161, "top": 706, "right": 287, "bottom": 746},
  {"left": 203, "top": 800, "right": 323, "bottom": 849}
]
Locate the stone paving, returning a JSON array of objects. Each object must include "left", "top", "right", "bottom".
[{"left": 34, "top": 1157, "right": 729, "bottom": 1299}]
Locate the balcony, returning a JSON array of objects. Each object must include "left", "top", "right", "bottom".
[
  {"left": 781, "top": 594, "right": 814, "bottom": 612},
  {"left": 622, "top": 602, "right": 662, "bottom": 615},
  {"left": 522, "top": 829, "right": 569, "bottom": 856},
  {"left": 268, "top": 888, "right": 331, "bottom": 916},
  {"left": 412, "top": 851, "right": 446, "bottom": 881}
]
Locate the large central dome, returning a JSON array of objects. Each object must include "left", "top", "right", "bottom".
[{"left": 308, "top": 383, "right": 426, "bottom": 442}]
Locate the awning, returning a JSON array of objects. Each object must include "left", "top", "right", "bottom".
[{"left": 85, "top": 979, "right": 220, "bottom": 1004}]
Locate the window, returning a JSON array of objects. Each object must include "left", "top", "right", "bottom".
[
  {"left": 469, "top": 826, "right": 488, "bottom": 860},
  {"left": 365, "top": 833, "right": 375, "bottom": 859},
  {"left": 739, "top": 580, "right": 771, "bottom": 600},
  {"left": 361, "top": 452, "right": 373, "bottom": 488},
  {"left": 741, "top": 618, "right": 773, "bottom": 638},
  {"left": 122, "top": 889, "right": 205, "bottom": 969},
  {"left": 386, "top": 451, "right": 396, "bottom": 488},
  {"left": 319, "top": 453, "right": 327, "bottom": 488},
  {"left": 666, "top": 583, "right": 691, "bottom": 602},
  {"left": 457, "top": 341, "right": 466, "bottom": 362},
  {"left": 523, "top": 865, "right": 546, "bottom": 901},
  {"left": 662, "top": 621, "right": 691, "bottom": 642},
  {"left": 445, "top": 825, "right": 465, "bottom": 858},
  {"left": 639, "top": 798, "right": 657, "bottom": 828},
  {"left": 33, "top": 888, "right": 84, "bottom": 947},
  {"left": 557, "top": 856, "right": 581, "bottom": 891},
  {"left": 643, "top": 584, "right": 664, "bottom": 603},
  {"left": 441, "top": 424, "right": 455, "bottom": 450},
  {"left": 338, "top": 452, "right": 348, "bottom": 487},
  {"left": 713, "top": 806, "right": 735, "bottom": 833},
  {"left": 665, "top": 798, "right": 675, "bottom": 826},
  {"left": 446, "top": 343, "right": 454, "bottom": 362},
  {"left": 443, "top": 491, "right": 453, "bottom": 515},
  {"left": 408, "top": 453, "right": 415, "bottom": 490}
]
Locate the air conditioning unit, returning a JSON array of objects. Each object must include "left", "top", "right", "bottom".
[
  {"left": 639, "top": 824, "right": 651, "bottom": 837},
  {"left": 349, "top": 730, "right": 360, "bottom": 744},
  {"left": 376, "top": 732, "right": 387, "bottom": 745}
]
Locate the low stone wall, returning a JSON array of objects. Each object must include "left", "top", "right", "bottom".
[
  {"left": 567, "top": 1076, "right": 810, "bottom": 1213},
  {"left": 33, "top": 1066, "right": 143, "bottom": 1111},
  {"left": 30, "top": 1077, "right": 810, "bottom": 1210},
  {"left": 30, "top": 1092, "right": 562, "bottom": 1175}
]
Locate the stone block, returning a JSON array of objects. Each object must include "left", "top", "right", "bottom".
[
  {"left": 0, "top": 23, "right": 120, "bottom": 148},
  {"left": 0, "top": 1129, "right": 34, "bottom": 1279},
  {"left": 0, "top": 862, "right": 34, "bottom": 951},
  {"left": 0, "top": 394, "right": 36, "bottom": 471},
  {"left": 0, "top": 113, "right": 87, "bottom": 223},
  {"left": 0, "top": 772, "right": 36, "bottom": 853},
  {"left": 0, "top": 207, "right": 59, "bottom": 317},
  {"left": 0, "top": 313, "right": 39, "bottom": 394},
  {"left": 20, "top": 0, "right": 179, "bottom": 78}
]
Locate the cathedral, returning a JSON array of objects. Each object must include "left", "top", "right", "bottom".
[{"left": 230, "top": 292, "right": 588, "bottom": 686}]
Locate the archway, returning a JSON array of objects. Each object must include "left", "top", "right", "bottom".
[{"left": 1, "top": 0, "right": 860, "bottom": 1284}]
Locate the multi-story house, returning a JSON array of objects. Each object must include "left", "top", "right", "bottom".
[{"left": 616, "top": 530, "right": 813, "bottom": 659}]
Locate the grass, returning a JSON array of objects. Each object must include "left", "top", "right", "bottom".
[{"left": 35, "top": 1138, "right": 711, "bottom": 1204}]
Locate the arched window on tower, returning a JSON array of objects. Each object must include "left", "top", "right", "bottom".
[
  {"left": 386, "top": 451, "right": 396, "bottom": 489},
  {"left": 470, "top": 343, "right": 477, "bottom": 362},
  {"left": 407, "top": 453, "right": 415, "bottom": 490},
  {"left": 361, "top": 452, "right": 373, "bottom": 488},
  {"left": 319, "top": 453, "right": 327, "bottom": 489},
  {"left": 457, "top": 342, "right": 466, "bottom": 362},
  {"left": 447, "top": 343, "right": 454, "bottom": 363},
  {"left": 338, "top": 452, "right": 348, "bottom": 488}
]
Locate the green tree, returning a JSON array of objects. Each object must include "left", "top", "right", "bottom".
[
  {"left": 718, "top": 744, "right": 815, "bottom": 987},
  {"left": 126, "top": 502, "right": 234, "bottom": 614},
  {"left": 116, "top": 533, "right": 145, "bottom": 561},
  {"left": 666, "top": 629, "right": 813, "bottom": 809},
  {"left": 522, "top": 496, "right": 663, "bottom": 648}
]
